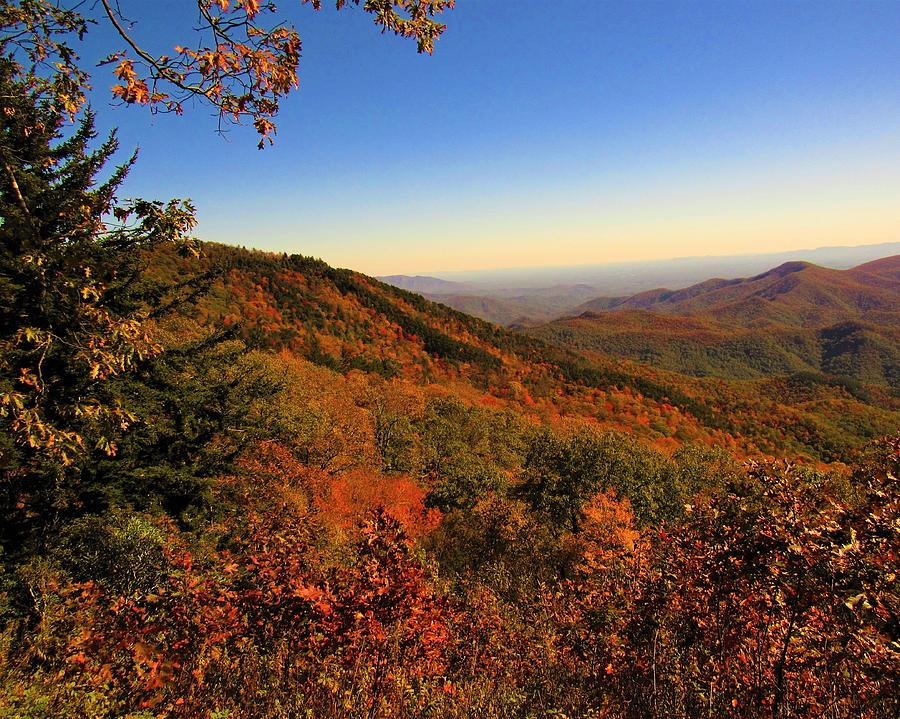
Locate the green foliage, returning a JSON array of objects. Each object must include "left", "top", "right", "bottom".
[
  {"left": 427, "top": 494, "right": 562, "bottom": 599},
  {"left": 419, "top": 398, "right": 523, "bottom": 512},
  {"left": 53, "top": 513, "right": 166, "bottom": 596},
  {"left": 94, "top": 334, "right": 277, "bottom": 519},
  {"left": 0, "top": 73, "right": 274, "bottom": 573},
  {"left": 518, "top": 429, "right": 684, "bottom": 529},
  {"left": 0, "top": 61, "right": 196, "bottom": 468},
  {"left": 0, "top": 63, "right": 208, "bottom": 566},
  {"left": 669, "top": 442, "right": 743, "bottom": 499}
]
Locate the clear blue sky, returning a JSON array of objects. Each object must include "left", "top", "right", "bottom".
[{"left": 82, "top": 1, "right": 900, "bottom": 275}]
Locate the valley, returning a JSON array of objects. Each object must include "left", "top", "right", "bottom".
[
  {"left": 380, "top": 242, "right": 900, "bottom": 326},
  {"left": 2, "top": 3, "right": 899, "bottom": 717}
]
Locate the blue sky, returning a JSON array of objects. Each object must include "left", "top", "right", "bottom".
[{"left": 82, "top": 1, "right": 900, "bottom": 274}]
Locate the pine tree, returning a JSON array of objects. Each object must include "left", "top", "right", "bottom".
[
  {"left": 0, "top": 59, "right": 198, "bottom": 547},
  {"left": 0, "top": 61, "right": 195, "bottom": 453}
]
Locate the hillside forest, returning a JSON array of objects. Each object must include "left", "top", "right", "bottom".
[{"left": 1, "top": 3, "right": 899, "bottom": 719}]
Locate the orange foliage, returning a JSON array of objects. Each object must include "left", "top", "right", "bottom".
[{"left": 316, "top": 469, "right": 440, "bottom": 538}]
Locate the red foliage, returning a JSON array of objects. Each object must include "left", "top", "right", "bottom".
[
  {"left": 610, "top": 442, "right": 900, "bottom": 718},
  {"left": 58, "top": 507, "right": 454, "bottom": 716}
]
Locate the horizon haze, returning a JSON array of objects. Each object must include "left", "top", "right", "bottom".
[{"left": 380, "top": 241, "right": 900, "bottom": 288}]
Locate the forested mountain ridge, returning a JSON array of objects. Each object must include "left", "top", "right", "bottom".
[
  {"left": 532, "top": 257, "right": 900, "bottom": 389},
  {"left": 573, "top": 256, "right": 900, "bottom": 325},
  {"left": 152, "top": 242, "right": 900, "bottom": 463},
  {"left": 4, "top": 3, "right": 898, "bottom": 716}
]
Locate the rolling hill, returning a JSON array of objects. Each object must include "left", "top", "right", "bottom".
[
  {"left": 376, "top": 281, "right": 601, "bottom": 326},
  {"left": 534, "top": 257, "right": 900, "bottom": 388},
  {"left": 379, "top": 243, "right": 900, "bottom": 326},
  {"left": 151, "top": 243, "right": 900, "bottom": 461},
  {"left": 377, "top": 275, "right": 469, "bottom": 294},
  {"left": 573, "top": 258, "right": 899, "bottom": 325}
]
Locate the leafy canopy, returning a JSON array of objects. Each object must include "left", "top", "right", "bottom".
[{"left": 0, "top": 60, "right": 197, "bottom": 467}]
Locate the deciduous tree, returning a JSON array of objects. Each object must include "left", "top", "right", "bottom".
[{"left": 1, "top": 0, "right": 455, "bottom": 146}]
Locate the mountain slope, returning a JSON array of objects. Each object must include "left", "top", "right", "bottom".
[
  {"left": 534, "top": 311, "right": 899, "bottom": 388},
  {"left": 574, "top": 257, "right": 900, "bottom": 327},
  {"left": 152, "top": 243, "right": 900, "bottom": 461},
  {"left": 543, "top": 257, "right": 900, "bottom": 389},
  {"left": 848, "top": 255, "right": 900, "bottom": 283}
]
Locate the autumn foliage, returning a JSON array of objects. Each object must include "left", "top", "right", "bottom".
[
  {"left": 0, "top": 0, "right": 454, "bottom": 146},
  {"left": 2, "top": 5, "right": 899, "bottom": 718}
]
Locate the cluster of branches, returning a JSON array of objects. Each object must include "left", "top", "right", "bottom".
[{"left": 1, "top": 0, "right": 454, "bottom": 146}]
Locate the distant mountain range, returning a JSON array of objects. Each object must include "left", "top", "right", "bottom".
[
  {"left": 377, "top": 275, "right": 465, "bottom": 294},
  {"left": 378, "top": 242, "right": 900, "bottom": 326},
  {"left": 529, "top": 256, "right": 900, "bottom": 388},
  {"left": 573, "top": 256, "right": 899, "bottom": 324}
]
